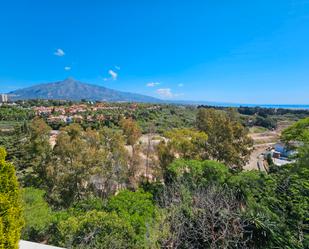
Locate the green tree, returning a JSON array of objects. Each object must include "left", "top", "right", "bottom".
[
  {"left": 0, "top": 123, "right": 29, "bottom": 178},
  {"left": 97, "top": 127, "right": 129, "bottom": 197},
  {"left": 281, "top": 117, "right": 309, "bottom": 160},
  {"left": 26, "top": 117, "right": 52, "bottom": 187},
  {"left": 0, "top": 147, "right": 24, "bottom": 249},
  {"left": 46, "top": 124, "right": 107, "bottom": 207},
  {"left": 196, "top": 108, "right": 253, "bottom": 169},
  {"left": 281, "top": 117, "right": 309, "bottom": 144},
  {"left": 157, "top": 128, "right": 208, "bottom": 171},
  {"left": 120, "top": 118, "right": 142, "bottom": 189},
  {"left": 120, "top": 117, "right": 142, "bottom": 147},
  {"left": 44, "top": 125, "right": 130, "bottom": 207}
]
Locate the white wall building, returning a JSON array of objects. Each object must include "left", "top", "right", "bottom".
[{"left": 0, "top": 94, "right": 9, "bottom": 103}]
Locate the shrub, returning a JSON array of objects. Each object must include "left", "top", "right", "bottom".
[
  {"left": 0, "top": 147, "right": 24, "bottom": 249},
  {"left": 58, "top": 210, "right": 135, "bottom": 249},
  {"left": 166, "top": 159, "right": 230, "bottom": 187},
  {"left": 21, "top": 187, "right": 53, "bottom": 241},
  {"left": 107, "top": 189, "right": 160, "bottom": 247}
]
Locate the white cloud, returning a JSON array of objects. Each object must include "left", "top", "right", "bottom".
[
  {"left": 54, "top": 48, "right": 65, "bottom": 57},
  {"left": 64, "top": 66, "right": 71, "bottom": 71},
  {"left": 146, "top": 82, "right": 160, "bottom": 87},
  {"left": 108, "top": 69, "right": 118, "bottom": 80},
  {"left": 156, "top": 88, "right": 173, "bottom": 98},
  {"left": 156, "top": 88, "right": 184, "bottom": 98},
  {"left": 178, "top": 83, "right": 184, "bottom": 87},
  {"left": 103, "top": 68, "right": 119, "bottom": 82}
]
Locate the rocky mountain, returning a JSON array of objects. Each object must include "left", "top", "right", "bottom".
[{"left": 9, "top": 78, "right": 162, "bottom": 103}]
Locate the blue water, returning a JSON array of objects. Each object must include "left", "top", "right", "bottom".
[
  {"left": 251, "top": 104, "right": 309, "bottom": 110},
  {"left": 175, "top": 100, "right": 309, "bottom": 109},
  {"left": 219, "top": 103, "right": 309, "bottom": 110}
]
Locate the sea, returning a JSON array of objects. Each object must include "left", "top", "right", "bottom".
[
  {"left": 174, "top": 100, "right": 309, "bottom": 109},
  {"left": 215, "top": 103, "right": 309, "bottom": 110}
]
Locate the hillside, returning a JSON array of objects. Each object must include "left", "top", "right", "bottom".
[{"left": 9, "top": 78, "right": 162, "bottom": 103}]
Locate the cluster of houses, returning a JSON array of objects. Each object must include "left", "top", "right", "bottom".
[
  {"left": 33, "top": 103, "right": 161, "bottom": 125},
  {"left": 46, "top": 114, "right": 107, "bottom": 124},
  {"left": 32, "top": 103, "right": 157, "bottom": 116},
  {"left": 33, "top": 104, "right": 124, "bottom": 124},
  {"left": 33, "top": 104, "right": 111, "bottom": 116},
  {"left": 33, "top": 103, "right": 161, "bottom": 115}
]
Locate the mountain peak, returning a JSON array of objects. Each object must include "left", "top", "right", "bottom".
[
  {"left": 63, "top": 77, "right": 76, "bottom": 82},
  {"left": 60, "top": 77, "right": 80, "bottom": 85},
  {"left": 9, "top": 79, "right": 162, "bottom": 103}
]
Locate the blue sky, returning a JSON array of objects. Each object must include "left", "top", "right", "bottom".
[{"left": 0, "top": 0, "right": 309, "bottom": 104}]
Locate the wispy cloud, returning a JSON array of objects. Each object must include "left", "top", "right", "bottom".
[
  {"left": 156, "top": 88, "right": 173, "bottom": 98},
  {"left": 64, "top": 66, "right": 71, "bottom": 71},
  {"left": 146, "top": 82, "right": 160, "bottom": 87},
  {"left": 178, "top": 83, "right": 184, "bottom": 87},
  {"left": 108, "top": 69, "right": 118, "bottom": 80},
  {"left": 54, "top": 48, "right": 65, "bottom": 57},
  {"left": 156, "top": 88, "right": 184, "bottom": 98},
  {"left": 115, "top": 65, "right": 121, "bottom": 70}
]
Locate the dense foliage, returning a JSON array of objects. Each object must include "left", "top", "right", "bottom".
[
  {"left": 0, "top": 106, "right": 34, "bottom": 122},
  {"left": 0, "top": 103, "right": 308, "bottom": 248},
  {"left": 199, "top": 105, "right": 309, "bottom": 129},
  {"left": 156, "top": 155, "right": 309, "bottom": 248},
  {"left": 281, "top": 117, "right": 309, "bottom": 144},
  {"left": 21, "top": 188, "right": 53, "bottom": 241}
]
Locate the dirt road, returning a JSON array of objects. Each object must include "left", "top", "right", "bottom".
[
  {"left": 244, "top": 127, "right": 282, "bottom": 171},
  {"left": 244, "top": 142, "right": 274, "bottom": 171}
]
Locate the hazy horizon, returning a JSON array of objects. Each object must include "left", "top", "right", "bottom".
[{"left": 3, "top": 78, "right": 308, "bottom": 108}]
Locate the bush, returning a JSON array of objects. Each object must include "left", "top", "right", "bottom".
[
  {"left": 0, "top": 147, "right": 24, "bottom": 249},
  {"left": 58, "top": 210, "right": 135, "bottom": 249},
  {"left": 254, "top": 116, "right": 277, "bottom": 129},
  {"left": 107, "top": 189, "right": 160, "bottom": 247},
  {"left": 166, "top": 159, "right": 230, "bottom": 187},
  {"left": 21, "top": 187, "right": 53, "bottom": 241}
]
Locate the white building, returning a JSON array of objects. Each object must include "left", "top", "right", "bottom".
[
  {"left": 0, "top": 94, "right": 9, "bottom": 103},
  {"left": 273, "top": 157, "right": 295, "bottom": 167}
]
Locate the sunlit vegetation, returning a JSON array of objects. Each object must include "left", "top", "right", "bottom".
[{"left": 0, "top": 102, "right": 308, "bottom": 248}]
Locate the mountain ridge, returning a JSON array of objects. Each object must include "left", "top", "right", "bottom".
[
  {"left": 8, "top": 79, "right": 309, "bottom": 108},
  {"left": 9, "top": 78, "right": 163, "bottom": 103}
]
